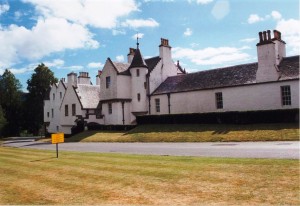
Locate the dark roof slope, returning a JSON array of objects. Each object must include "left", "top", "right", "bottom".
[
  {"left": 145, "top": 56, "right": 161, "bottom": 72},
  {"left": 278, "top": 56, "right": 299, "bottom": 80},
  {"left": 152, "top": 55, "right": 299, "bottom": 95},
  {"left": 128, "top": 48, "right": 148, "bottom": 69}
]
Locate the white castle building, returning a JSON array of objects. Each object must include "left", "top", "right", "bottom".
[{"left": 44, "top": 29, "right": 299, "bottom": 134}]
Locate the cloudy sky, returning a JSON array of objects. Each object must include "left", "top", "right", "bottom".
[{"left": 0, "top": 0, "right": 299, "bottom": 90}]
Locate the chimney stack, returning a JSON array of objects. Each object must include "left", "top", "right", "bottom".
[
  {"left": 67, "top": 72, "right": 77, "bottom": 88},
  {"left": 78, "top": 72, "right": 91, "bottom": 85},
  {"left": 127, "top": 48, "right": 136, "bottom": 64},
  {"left": 159, "top": 37, "right": 172, "bottom": 64},
  {"left": 96, "top": 70, "right": 102, "bottom": 86}
]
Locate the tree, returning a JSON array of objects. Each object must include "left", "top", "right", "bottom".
[
  {"left": 0, "top": 105, "right": 7, "bottom": 137},
  {"left": 25, "top": 63, "right": 57, "bottom": 135},
  {"left": 0, "top": 69, "right": 23, "bottom": 136}
]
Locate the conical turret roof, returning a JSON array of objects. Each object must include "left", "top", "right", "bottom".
[{"left": 128, "top": 48, "right": 148, "bottom": 69}]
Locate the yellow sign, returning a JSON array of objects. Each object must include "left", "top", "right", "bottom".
[{"left": 51, "top": 133, "right": 64, "bottom": 144}]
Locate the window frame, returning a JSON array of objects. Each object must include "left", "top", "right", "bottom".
[
  {"left": 108, "top": 103, "right": 112, "bottom": 114},
  {"left": 106, "top": 76, "right": 111, "bottom": 89},
  {"left": 65, "top": 105, "right": 69, "bottom": 116},
  {"left": 281, "top": 85, "right": 291, "bottom": 106},
  {"left": 155, "top": 98, "right": 160, "bottom": 113},
  {"left": 72, "top": 104, "right": 76, "bottom": 116},
  {"left": 215, "top": 92, "right": 223, "bottom": 109}
]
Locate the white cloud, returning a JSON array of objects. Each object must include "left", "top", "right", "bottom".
[
  {"left": 112, "top": 29, "right": 126, "bottom": 36},
  {"left": 184, "top": 28, "right": 192, "bottom": 36},
  {"left": 271, "top": 10, "right": 282, "bottom": 20},
  {"left": 23, "top": 0, "right": 138, "bottom": 29},
  {"left": 247, "top": 11, "right": 282, "bottom": 24},
  {"left": 14, "top": 11, "right": 23, "bottom": 20},
  {"left": 132, "top": 33, "right": 144, "bottom": 40},
  {"left": 211, "top": 0, "right": 230, "bottom": 20},
  {"left": 172, "top": 46, "right": 251, "bottom": 66},
  {"left": 248, "top": 14, "right": 264, "bottom": 24},
  {"left": 62, "top": 65, "right": 84, "bottom": 71},
  {"left": 44, "top": 59, "right": 65, "bottom": 67},
  {"left": 116, "top": 55, "right": 125, "bottom": 62},
  {"left": 0, "top": 17, "right": 99, "bottom": 68},
  {"left": 240, "top": 38, "right": 257, "bottom": 43},
  {"left": 188, "top": 0, "right": 214, "bottom": 4},
  {"left": 276, "top": 18, "right": 300, "bottom": 55},
  {"left": 121, "top": 18, "right": 159, "bottom": 28},
  {"left": 87, "top": 62, "right": 104, "bottom": 68},
  {"left": 0, "top": 3, "right": 9, "bottom": 15}
]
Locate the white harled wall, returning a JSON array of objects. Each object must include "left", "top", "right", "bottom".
[{"left": 151, "top": 80, "right": 299, "bottom": 115}]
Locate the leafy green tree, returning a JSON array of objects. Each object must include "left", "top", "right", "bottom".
[
  {"left": 0, "top": 69, "right": 23, "bottom": 136},
  {"left": 0, "top": 105, "right": 7, "bottom": 137},
  {"left": 25, "top": 63, "right": 57, "bottom": 135}
]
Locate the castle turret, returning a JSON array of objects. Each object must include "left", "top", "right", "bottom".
[
  {"left": 256, "top": 30, "right": 286, "bottom": 83},
  {"left": 128, "top": 42, "right": 148, "bottom": 114}
]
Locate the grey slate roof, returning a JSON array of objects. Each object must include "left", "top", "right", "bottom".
[
  {"left": 128, "top": 48, "right": 148, "bottom": 69},
  {"left": 75, "top": 84, "right": 100, "bottom": 109},
  {"left": 152, "top": 55, "right": 299, "bottom": 95}
]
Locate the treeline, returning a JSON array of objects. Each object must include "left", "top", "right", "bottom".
[{"left": 0, "top": 63, "right": 57, "bottom": 137}]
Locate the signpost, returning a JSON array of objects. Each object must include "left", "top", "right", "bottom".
[{"left": 51, "top": 133, "right": 64, "bottom": 158}]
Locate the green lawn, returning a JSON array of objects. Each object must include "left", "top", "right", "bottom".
[
  {"left": 65, "top": 123, "right": 299, "bottom": 142},
  {"left": 0, "top": 147, "right": 299, "bottom": 205}
]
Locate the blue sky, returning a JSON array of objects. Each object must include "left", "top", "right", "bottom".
[{"left": 0, "top": 0, "right": 299, "bottom": 91}]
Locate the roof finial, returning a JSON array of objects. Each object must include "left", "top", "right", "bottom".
[{"left": 136, "top": 32, "right": 140, "bottom": 49}]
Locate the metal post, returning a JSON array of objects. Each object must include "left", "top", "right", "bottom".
[{"left": 56, "top": 143, "right": 58, "bottom": 158}]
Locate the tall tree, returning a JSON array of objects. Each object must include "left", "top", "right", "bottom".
[
  {"left": 0, "top": 69, "right": 22, "bottom": 136},
  {"left": 0, "top": 105, "right": 7, "bottom": 137},
  {"left": 25, "top": 63, "right": 57, "bottom": 135}
]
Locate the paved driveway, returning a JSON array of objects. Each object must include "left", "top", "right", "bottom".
[{"left": 2, "top": 139, "right": 299, "bottom": 159}]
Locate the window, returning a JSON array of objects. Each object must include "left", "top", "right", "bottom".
[
  {"left": 281, "top": 86, "right": 291, "bottom": 106},
  {"left": 65, "top": 105, "right": 69, "bottom": 116},
  {"left": 108, "top": 103, "right": 112, "bottom": 114},
  {"left": 60, "top": 92, "right": 62, "bottom": 99},
  {"left": 72, "top": 104, "right": 76, "bottom": 116},
  {"left": 137, "top": 93, "right": 141, "bottom": 102},
  {"left": 136, "top": 69, "right": 140, "bottom": 77},
  {"left": 144, "top": 82, "right": 147, "bottom": 89},
  {"left": 106, "top": 76, "right": 111, "bottom": 89},
  {"left": 215, "top": 92, "right": 223, "bottom": 109},
  {"left": 53, "top": 93, "right": 55, "bottom": 100},
  {"left": 155, "top": 98, "right": 160, "bottom": 113},
  {"left": 51, "top": 109, "right": 54, "bottom": 118},
  {"left": 47, "top": 112, "right": 49, "bottom": 118}
]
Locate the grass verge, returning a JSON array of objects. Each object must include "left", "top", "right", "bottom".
[
  {"left": 0, "top": 146, "right": 299, "bottom": 205},
  {"left": 64, "top": 123, "right": 299, "bottom": 142}
]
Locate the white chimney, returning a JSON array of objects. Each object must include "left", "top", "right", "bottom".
[
  {"left": 96, "top": 70, "right": 102, "bottom": 86},
  {"left": 127, "top": 48, "right": 136, "bottom": 64},
  {"left": 78, "top": 72, "right": 91, "bottom": 85},
  {"left": 256, "top": 30, "right": 286, "bottom": 83},
  {"left": 67, "top": 72, "right": 77, "bottom": 87}
]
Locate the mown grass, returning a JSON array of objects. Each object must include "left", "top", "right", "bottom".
[
  {"left": 0, "top": 146, "right": 299, "bottom": 205},
  {"left": 65, "top": 123, "right": 299, "bottom": 142}
]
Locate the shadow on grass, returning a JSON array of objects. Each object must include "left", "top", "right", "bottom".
[{"left": 30, "top": 157, "right": 57, "bottom": 162}]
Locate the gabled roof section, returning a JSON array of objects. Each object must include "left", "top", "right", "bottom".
[
  {"left": 145, "top": 56, "right": 161, "bottom": 72},
  {"left": 75, "top": 85, "right": 101, "bottom": 109},
  {"left": 107, "top": 58, "right": 130, "bottom": 75},
  {"left": 278, "top": 55, "right": 299, "bottom": 80},
  {"left": 128, "top": 48, "right": 148, "bottom": 69},
  {"left": 152, "top": 62, "right": 258, "bottom": 95},
  {"left": 152, "top": 55, "right": 299, "bottom": 95}
]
